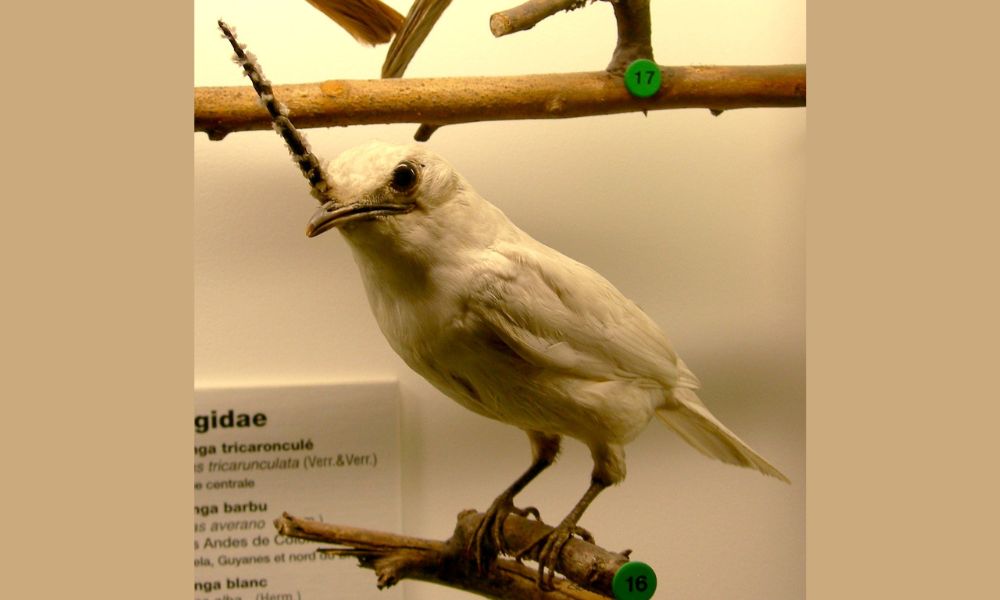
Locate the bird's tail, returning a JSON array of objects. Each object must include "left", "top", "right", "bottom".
[
  {"left": 304, "top": 0, "right": 404, "bottom": 46},
  {"left": 382, "top": 0, "right": 452, "bottom": 78},
  {"left": 656, "top": 387, "right": 790, "bottom": 483}
]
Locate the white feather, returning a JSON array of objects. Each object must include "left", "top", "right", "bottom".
[{"left": 323, "top": 140, "right": 788, "bottom": 485}]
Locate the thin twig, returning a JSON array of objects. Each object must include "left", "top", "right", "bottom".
[
  {"left": 607, "top": 0, "right": 653, "bottom": 73},
  {"left": 490, "top": 0, "right": 589, "bottom": 37},
  {"left": 195, "top": 65, "right": 806, "bottom": 139},
  {"left": 275, "top": 510, "right": 630, "bottom": 599}
]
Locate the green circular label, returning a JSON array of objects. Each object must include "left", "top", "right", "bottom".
[
  {"left": 612, "top": 561, "right": 658, "bottom": 600},
  {"left": 624, "top": 59, "right": 662, "bottom": 98}
]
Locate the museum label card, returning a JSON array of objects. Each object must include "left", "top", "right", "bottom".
[{"left": 194, "top": 382, "right": 402, "bottom": 600}]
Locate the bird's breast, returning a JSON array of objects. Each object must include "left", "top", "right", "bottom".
[
  {"left": 352, "top": 251, "right": 660, "bottom": 444},
  {"left": 366, "top": 288, "right": 658, "bottom": 442}
]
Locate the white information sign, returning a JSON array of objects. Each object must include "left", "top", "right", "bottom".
[{"left": 194, "top": 382, "right": 403, "bottom": 600}]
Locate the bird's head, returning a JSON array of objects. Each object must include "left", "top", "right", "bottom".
[
  {"left": 306, "top": 141, "right": 456, "bottom": 238},
  {"left": 306, "top": 141, "right": 500, "bottom": 261}
]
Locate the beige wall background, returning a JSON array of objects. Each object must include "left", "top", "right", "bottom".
[{"left": 194, "top": 1, "right": 806, "bottom": 598}]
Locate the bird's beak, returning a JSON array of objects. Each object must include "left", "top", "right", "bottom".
[{"left": 306, "top": 199, "right": 414, "bottom": 237}]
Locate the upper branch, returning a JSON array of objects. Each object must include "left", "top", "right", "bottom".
[
  {"left": 194, "top": 65, "right": 806, "bottom": 139},
  {"left": 490, "top": 0, "right": 589, "bottom": 37},
  {"left": 607, "top": 0, "right": 653, "bottom": 73},
  {"left": 488, "top": 0, "right": 654, "bottom": 73}
]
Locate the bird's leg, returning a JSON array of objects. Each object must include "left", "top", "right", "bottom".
[
  {"left": 469, "top": 458, "right": 547, "bottom": 568},
  {"left": 516, "top": 442, "right": 624, "bottom": 589},
  {"left": 516, "top": 478, "right": 608, "bottom": 589},
  {"left": 469, "top": 431, "right": 560, "bottom": 573}
]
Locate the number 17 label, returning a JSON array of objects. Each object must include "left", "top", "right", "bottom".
[{"left": 624, "top": 59, "right": 663, "bottom": 98}]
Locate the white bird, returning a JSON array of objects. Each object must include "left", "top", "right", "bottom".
[
  {"left": 306, "top": 141, "right": 790, "bottom": 582},
  {"left": 219, "top": 21, "right": 789, "bottom": 588}
]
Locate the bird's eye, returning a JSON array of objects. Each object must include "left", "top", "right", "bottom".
[{"left": 390, "top": 162, "right": 418, "bottom": 193}]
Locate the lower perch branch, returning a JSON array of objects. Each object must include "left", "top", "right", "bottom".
[
  {"left": 195, "top": 65, "right": 805, "bottom": 140},
  {"left": 275, "top": 510, "right": 630, "bottom": 599}
]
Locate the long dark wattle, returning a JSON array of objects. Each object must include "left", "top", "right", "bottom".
[{"left": 218, "top": 20, "right": 333, "bottom": 205}]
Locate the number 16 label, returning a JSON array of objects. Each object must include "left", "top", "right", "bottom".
[{"left": 612, "top": 561, "right": 658, "bottom": 599}]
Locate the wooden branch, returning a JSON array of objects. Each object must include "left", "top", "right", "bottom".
[
  {"left": 274, "top": 510, "right": 630, "bottom": 599},
  {"left": 194, "top": 65, "right": 805, "bottom": 139},
  {"left": 608, "top": 0, "right": 653, "bottom": 73},
  {"left": 490, "top": 0, "right": 588, "bottom": 38}
]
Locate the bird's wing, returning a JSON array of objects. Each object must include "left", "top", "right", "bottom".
[
  {"left": 304, "top": 0, "right": 404, "bottom": 46},
  {"left": 381, "top": 0, "right": 452, "bottom": 78},
  {"left": 467, "top": 241, "right": 701, "bottom": 390}
]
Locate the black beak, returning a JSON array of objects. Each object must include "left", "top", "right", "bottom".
[{"left": 306, "top": 200, "right": 414, "bottom": 237}]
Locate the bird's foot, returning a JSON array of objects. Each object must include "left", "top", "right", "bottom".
[
  {"left": 468, "top": 494, "right": 543, "bottom": 574},
  {"left": 515, "top": 519, "right": 595, "bottom": 590}
]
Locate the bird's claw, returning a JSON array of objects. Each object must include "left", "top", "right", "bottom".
[
  {"left": 469, "top": 495, "right": 542, "bottom": 574},
  {"left": 505, "top": 505, "right": 544, "bottom": 565},
  {"left": 512, "top": 504, "right": 542, "bottom": 521},
  {"left": 515, "top": 521, "right": 595, "bottom": 590},
  {"left": 571, "top": 524, "right": 594, "bottom": 544}
]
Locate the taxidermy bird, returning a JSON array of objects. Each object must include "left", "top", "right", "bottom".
[
  {"left": 303, "top": 0, "right": 452, "bottom": 77},
  {"left": 219, "top": 21, "right": 788, "bottom": 588}
]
